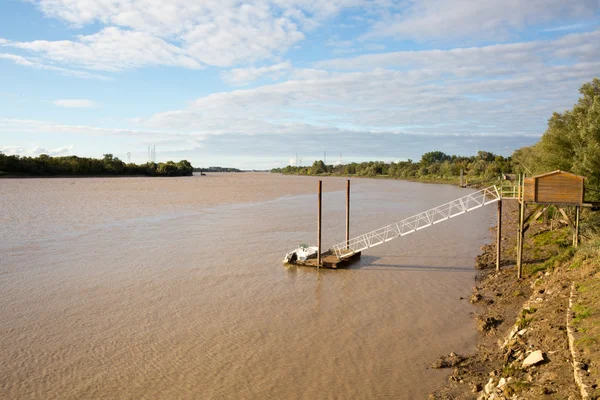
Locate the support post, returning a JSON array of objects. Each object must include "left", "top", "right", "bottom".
[
  {"left": 317, "top": 180, "right": 322, "bottom": 267},
  {"left": 346, "top": 180, "right": 350, "bottom": 249},
  {"left": 496, "top": 199, "right": 502, "bottom": 272},
  {"left": 574, "top": 206, "right": 580, "bottom": 247},
  {"left": 517, "top": 200, "right": 525, "bottom": 279}
]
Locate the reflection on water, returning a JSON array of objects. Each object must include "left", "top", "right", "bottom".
[{"left": 0, "top": 174, "right": 494, "bottom": 399}]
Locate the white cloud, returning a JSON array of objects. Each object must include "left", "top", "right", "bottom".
[
  {"left": 136, "top": 31, "right": 600, "bottom": 139},
  {"left": 542, "top": 23, "right": 589, "bottom": 32},
  {"left": 0, "top": 118, "right": 187, "bottom": 137},
  {"left": 9, "top": 0, "right": 367, "bottom": 72},
  {"left": 317, "top": 30, "right": 600, "bottom": 72},
  {"left": 364, "top": 0, "right": 600, "bottom": 41},
  {"left": 10, "top": 0, "right": 598, "bottom": 75},
  {"left": 53, "top": 99, "right": 97, "bottom": 108},
  {"left": 0, "top": 52, "right": 110, "bottom": 80},
  {"left": 0, "top": 145, "right": 25, "bottom": 155},
  {"left": 4, "top": 28, "right": 202, "bottom": 72},
  {"left": 31, "top": 145, "right": 74, "bottom": 156},
  {"left": 221, "top": 61, "right": 292, "bottom": 86}
]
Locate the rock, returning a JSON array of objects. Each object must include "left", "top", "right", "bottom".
[
  {"left": 497, "top": 377, "right": 506, "bottom": 388},
  {"left": 477, "top": 316, "right": 501, "bottom": 332},
  {"left": 430, "top": 352, "right": 465, "bottom": 369},
  {"left": 470, "top": 293, "right": 483, "bottom": 304},
  {"left": 522, "top": 350, "right": 544, "bottom": 368},
  {"left": 517, "top": 328, "right": 528, "bottom": 336},
  {"left": 484, "top": 378, "right": 496, "bottom": 394},
  {"left": 471, "top": 383, "right": 482, "bottom": 393},
  {"left": 489, "top": 370, "right": 497, "bottom": 377}
]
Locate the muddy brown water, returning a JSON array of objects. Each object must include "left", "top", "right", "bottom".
[{"left": 0, "top": 173, "right": 494, "bottom": 399}]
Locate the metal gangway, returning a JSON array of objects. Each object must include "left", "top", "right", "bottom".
[{"left": 331, "top": 185, "right": 502, "bottom": 259}]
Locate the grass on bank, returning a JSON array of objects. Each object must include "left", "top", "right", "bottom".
[
  {"left": 518, "top": 214, "right": 600, "bottom": 396},
  {"left": 524, "top": 227, "right": 574, "bottom": 276},
  {"left": 566, "top": 236, "right": 600, "bottom": 395}
]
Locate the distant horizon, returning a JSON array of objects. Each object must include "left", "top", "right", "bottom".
[
  {"left": 2, "top": 146, "right": 523, "bottom": 172},
  {"left": 1, "top": 1, "right": 598, "bottom": 169}
]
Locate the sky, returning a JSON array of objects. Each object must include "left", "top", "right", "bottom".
[{"left": 0, "top": 0, "right": 599, "bottom": 169}]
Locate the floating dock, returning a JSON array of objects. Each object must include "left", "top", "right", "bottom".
[{"left": 294, "top": 250, "right": 361, "bottom": 269}]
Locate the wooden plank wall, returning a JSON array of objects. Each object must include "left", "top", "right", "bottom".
[
  {"left": 524, "top": 178, "right": 535, "bottom": 202},
  {"left": 535, "top": 174, "right": 584, "bottom": 204}
]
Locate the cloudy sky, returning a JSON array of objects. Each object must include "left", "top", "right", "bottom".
[{"left": 1, "top": 0, "right": 599, "bottom": 169}]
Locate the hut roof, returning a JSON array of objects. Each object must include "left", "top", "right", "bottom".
[{"left": 531, "top": 170, "right": 585, "bottom": 180}]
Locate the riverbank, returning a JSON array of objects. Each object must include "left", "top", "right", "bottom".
[
  {"left": 431, "top": 201, "right": 600, "bottom": 399},
  {"left": 272, "top": 172, "right": 495, "bottom": 188}
]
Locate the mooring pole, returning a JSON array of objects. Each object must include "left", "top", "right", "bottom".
[
  {"left": 346, "top": 180, "right": 350, "bottom": 249},
  {"left": 574, "top": 206, "right": 580, "bottom": 248},
  {"left": 496, "top": 199, "right": 502, "bottom": 272},
  {"left": 317, "top": 180, "right": 322, "bottom": 267}
]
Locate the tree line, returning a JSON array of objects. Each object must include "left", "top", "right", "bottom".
[
  {"left": 271, "top": 150, "right": 511, "bottom": 183},
  {"left": 0, "top": 153, "right": 194, "bottom": 177},
  {"left": 272, "top": 78, "right": 600, "bottom": 200}
]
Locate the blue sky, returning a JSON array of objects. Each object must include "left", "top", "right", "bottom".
[{"left": 1, "top": 0, "right": 599, "bottom": 169}]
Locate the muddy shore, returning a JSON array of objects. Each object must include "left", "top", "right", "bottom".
[{"left": 430, "top": 200, "right": 596, "bottom": 399}]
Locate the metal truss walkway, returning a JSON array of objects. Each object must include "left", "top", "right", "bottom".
[{"left": 331, "top": 185, "right": 501, "bottom": 259}]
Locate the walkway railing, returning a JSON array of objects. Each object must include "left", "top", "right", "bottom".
[{"left": 331, "top": 185, "right": 502, "bottom": 259}]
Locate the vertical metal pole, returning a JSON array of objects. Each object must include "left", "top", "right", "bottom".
[
  {"left": 496, "top": 199, "right": 502, "bottom": 272},
  {"left": 317, "top": 180, "right": 322, "bottom": 267},
  {"left": 574, "top": 206, "right": 580, "bottom": 247},
  {"left": 346, "top": 180, "right": 350, "bottom": 249}
]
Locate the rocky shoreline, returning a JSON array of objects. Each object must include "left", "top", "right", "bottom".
[{"left": 430, "top": 200, "right": 592, "bottom": 399}]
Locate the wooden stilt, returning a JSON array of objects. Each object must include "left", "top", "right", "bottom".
[
  {"left": 317, "top": 180, "right": 322, "bottom": 267},
  {"left": 496, "top": 199, "right": 502, "bottom": 272},
  {"left": 517, "top": 200, "right": 526, "bottom": 279},
  {"left": 574, "top": 206, "right": 580, "bottom": 247},
  {"left": 346, "top": 180, "right": 350, "bottom": 249}
]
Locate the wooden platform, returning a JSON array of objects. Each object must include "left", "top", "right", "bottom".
[{"left": 295, "top": 250, "right": 361, "bottom": 269}]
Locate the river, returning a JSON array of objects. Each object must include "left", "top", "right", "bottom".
[{"left": 0, "top": 173, "right": 494, "bottom": 399}]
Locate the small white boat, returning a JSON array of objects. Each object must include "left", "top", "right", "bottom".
[{"left": 283, "top": 244, "right": 319, "bottom": 264}]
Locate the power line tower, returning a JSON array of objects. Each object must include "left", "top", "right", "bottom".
[
  {"left": 127, "top": 152, "right": 131, "bottom": 163},
  {"left": 147, "top": 145, "right": 156, "bottom": 162}
]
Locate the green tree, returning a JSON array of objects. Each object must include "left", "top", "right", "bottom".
[
  {"left": 310, "top": 160, "right": 326, "bottom": 175},
  {"left": 420, "top": 151, "right": 450, "bottom": 166}
]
